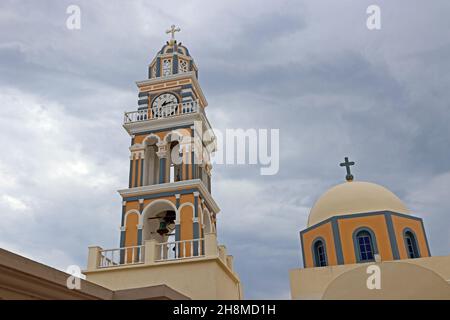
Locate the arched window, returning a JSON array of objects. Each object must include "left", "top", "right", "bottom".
[
  {"left": 355, "top": 229, "right": 376, "bottom": 262},
  {"left": 312, "top": 238, "right": 328, "bottom": 267},
  {"left": 169, "top": 141, "right": 182, "bottom": 183},
  {"left": 404, "top": 229, "right": 420, "bottom": 259}
]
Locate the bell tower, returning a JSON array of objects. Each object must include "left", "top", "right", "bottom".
[
  {"left": 84, "top": 26, "right": 242, "bottom": 300},
  {"left": 120, "top": 25, "right": 212, "bottom": 256}
]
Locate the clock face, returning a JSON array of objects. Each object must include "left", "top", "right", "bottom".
[
  {"left": 162, "top": 59, "right": 172, "bottom": 76},
  {"left": 152, "top": 93, "right": 178, "bottom": 117}
]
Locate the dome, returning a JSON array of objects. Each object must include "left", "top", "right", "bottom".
[
  {"left": 322, "top": 262, "right": 450, "bottom": 300},
  {"left": 307, "top": 181, "right": 409, "bottom": 227},
  {"left": 148, "top": 39, "right": 197, "bottom": 79},
  {"left": 158, "top": 41, "right": 191, "bottom": 57}
]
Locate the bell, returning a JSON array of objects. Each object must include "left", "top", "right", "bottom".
[{"left": 157, "top": 221, "right": 169, "bottom": 235}]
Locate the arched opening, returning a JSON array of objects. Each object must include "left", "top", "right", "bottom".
[
  {"left": 355, "top": 229, "right": 376, "bottom": 262},
  {"left": 123, "top": 211, "right": 140, "bottom": 264},
  {"left": 312, "top": 238, "right": 328, "bottom": 267},
  {"left": 404, "top": 230, "right": 420, "bottom": 259},
  {"left": 202, "top": 209, "right": 212, "bottom": 234},
  {"left": 143, "top": 135, "right": 160, "bottom": 186},
  {"left": 166, "top": 133, "right": 182, "bottom": 183},
  {"left": 142, "top": 200, "right": 177, "bottom": 259}
]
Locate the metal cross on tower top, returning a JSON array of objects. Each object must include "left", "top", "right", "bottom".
[
  {"left": 340, "top": 157, "right": 355, "bottom": 181},
  {"left": 166, "top": 24, "right": 181, "bottom": 41}
]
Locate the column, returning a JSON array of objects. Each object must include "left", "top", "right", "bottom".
[
  {"left": 156, "top": 141, "right": 169, "bottom": 184},
  {"left": 193, "top": 192, "right": 200, "bottom": 256}
]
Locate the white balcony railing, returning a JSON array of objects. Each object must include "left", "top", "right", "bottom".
[
  {"left": 156, "top": 238, "right": 205, "bottom": 262},
  {"left": 87, "top": 234, "right": 224, "bottom": 271},
  {"left": 98, "top": 245, "right": 144, "bottom": 268},
  {"left": 124, "top": 100, "right": 199, "bottom": 124}
]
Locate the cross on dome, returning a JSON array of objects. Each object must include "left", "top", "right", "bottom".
[
  {"left": 166, "top": 24, "right": 181, "bottom": 42},
  {"left": 340, "top": 157, "right": 355, "bottom": 182}
]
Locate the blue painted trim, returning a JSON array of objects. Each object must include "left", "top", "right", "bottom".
[
  {"left": 122, "top": 187, "right": 199, "bottom": 202},
  {"left": 159, "top": 158, "right": 166, "bottom": 184},
  {"left": 173, "top": 55, "right": 178, "bottom": 74},
  {"left": 175, "top": 224, "right": 181, "bottom": 258},
  {"left": 175, "top": 224, "right": 180, "bottom": 241},
  {"left": 134, "top": 124, "right": 192, "bottom": 137},
  {"left": 352, "top": 226, "right": 379, "bottom": 263},
  {"left": 134, "top": 158, "right": 139, "bottom": 188},
  {"left": 185, "top": 151, "right": 189, "bottom": 180},
  {"left": 331, "top": 218, "right": 344, "bottom": 265},
  {"left": 137, "top": 228, "right": 143, "bottom": 246},
  {"left": 194, "top": 194, "right": 198, "bottom": 218},
  {"left": 191, "top": 129, "right": 195, "bottom": 179},
  {"left": 385, "top": 213, "right": 400, "bottom": 260},
  {"left": 300, "top": 233, "right": 306, "bottom": 268},
  {"left": 140, "top": 158, "right": 144, "bottom": 187},
  {"left": 181, "top": 84, "right": 193, "bottom": 90},
  {"left": 156, "top": 57, "right": 161, "bottom": 77},
  {"left": 176, "top": 197, "right": 180, "bottom": 208},
  {"left": 121, "top": 204, "right": 126, "bottom": 227},
  {"left": 301, "top": 211, "right": 422, "bottom": 234},
  {"left": 420, "top": 219, "right": 431, "bottom": 256},
  {"left": 128, "top": 159, "right": 133, "bottom": 188},
  {"left": 119, "top": 230, "right": 126, "bottom": 263},
  {"left": 311, "top": 236, "right": 328, "bottom": 267},
  {"left": 193, "top": 222, "right": 199, "bottom": 256},
  {"left": 138, "top": 99, "right": 148, "bottom": 106},
  {"left": 181, "top": 92, "right": 194, "bottom": 98},
  {"left": 402, "top": 227, "right": 421, "bottom": 258}
]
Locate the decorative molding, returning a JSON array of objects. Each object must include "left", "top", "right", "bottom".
[
  {"left": 118, "top": 179, "right": 219, "bottom": 214},
  {"left": 135, "top": 72, "right": 208, "bottom": 108}
]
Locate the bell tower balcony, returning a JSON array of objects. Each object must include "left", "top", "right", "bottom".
[
  {"left": 124, "top": 100, "right": 201, "bottom": 125},
  {"left": 84, "top": 233, "right": 242, "bottom": 299}
]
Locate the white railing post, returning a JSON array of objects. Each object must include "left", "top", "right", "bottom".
[
  {"left": 87, "top": 246, "right": 102, "bottom": 271},
  {"left": 123, "top": 100, "right": 201, "bottom": 125},
  {"left": 144, "top": 239, "right": 157, "bottom": 265},
  {"left": 204, "top": 233, "right": 218, "bottom": 257}
]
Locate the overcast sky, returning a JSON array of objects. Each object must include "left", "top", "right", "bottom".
[{"left": 1, "top": 0, "right": 449, "bottom": 299}]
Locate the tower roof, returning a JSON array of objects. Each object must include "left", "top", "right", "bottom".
[
  {"left": 148, "top": 25, "right": 198, "bottom": 79},
  {"left": 307, "top": 181, "right": 410, "bottom": 227},
  {"left": 157, "top": 41, "right": 191, "bottom": 57}
]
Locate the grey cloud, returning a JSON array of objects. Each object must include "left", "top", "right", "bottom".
[{"left": 0, "top": 0, "right": 449, "bottom": 299}]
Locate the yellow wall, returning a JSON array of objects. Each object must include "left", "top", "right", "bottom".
[
  {"left": 302, "top": 222, "right": 337, "bottom": 268},
  {"left": 391, "top": 215, "right": 430, "bottom": 259},
  {"left": 338, "top": 215, "right": 393, "bottom": 264},
  {"left": 85, "top": 257, "right": 242, "bottom": 300},
  {"left": 124, "top": 212, "right": 139, "bottom": 253},
  {"left": 180, "top": 205, "right": 194, "bottom": 257}
]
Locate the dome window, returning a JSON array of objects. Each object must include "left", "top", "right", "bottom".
[
  {"left": 179, "top": 59, "right": 189, "bottom": 73},
  {"left": 404, "top": 229, "right": 420, "bottom": 259},
  {"left": 354, "top": 229, "right": 377, "bottom": 262},
  {"left": 312, "top": 238, "right": 328, "bottom": 267},
  {"left": 162, "top": 58, "right": 172, "bottom": 76}
]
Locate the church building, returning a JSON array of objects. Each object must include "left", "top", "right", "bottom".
[
  {"left": 83, "top": 26, "right": 243, "bottom": 300},
  {"left": 289, "top": 158, "right": 450, "bottom": 299}
]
